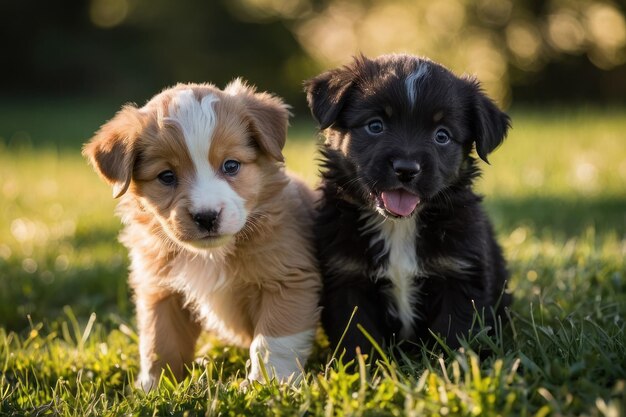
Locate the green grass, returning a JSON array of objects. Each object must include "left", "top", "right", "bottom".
[{"left": 1, "top": 103, "right": 625, "bottom": 416}]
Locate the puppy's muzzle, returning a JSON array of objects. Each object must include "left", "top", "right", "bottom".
[
  {"left": 392, "top": 159, "right": 421, "bottom": 183},
  {"left": 192, "top": 210, "right": 221, "bottom": 233}
]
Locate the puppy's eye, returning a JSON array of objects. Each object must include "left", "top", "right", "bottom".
[
  {"left": 158, "top": 170, "right": 177, "bottom": 186},
  {"left": 222, "top": 160, "right": 241, "bottom": 176},
  {"left": 434, "top": 129, "right": 451, "bottom": 145},
  {"left": 365, "top": 119, "right": 384, "bottom": 135}
]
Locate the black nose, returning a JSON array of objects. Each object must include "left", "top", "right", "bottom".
[
  {"left": 192, "top": 210, "right": 220, "bottom": 232},
  {"left": 392, "top": 159, "right": 421, "bottom": 182}
]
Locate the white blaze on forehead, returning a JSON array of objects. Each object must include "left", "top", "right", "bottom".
[
  {"left": 165, "top": 89, "right": 247, "bottom": 235},
  {"left": 405, "top": 63, "right": 430, "bottom": 108},
  {"left": 166, "top": 89, "right": 219, "bottom": 160}
]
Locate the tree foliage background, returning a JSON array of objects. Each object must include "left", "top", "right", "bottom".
[{"left": 1, "top": 0, "right": 625, "bottom": 112}]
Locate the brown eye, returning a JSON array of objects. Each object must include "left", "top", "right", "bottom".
[{"left": 158, "top": 170, "right": 177, "bottom": 186}]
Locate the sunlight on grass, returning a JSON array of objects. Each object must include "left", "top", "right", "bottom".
[
  {"left": 0, "top": 150, "right": 127, "bottom": 329},
  {"left": 481, "top": 108, "right": 626, "bottom": 198},
  {"left": 0, "top": 107, "right": 625, "bottom": 416}
]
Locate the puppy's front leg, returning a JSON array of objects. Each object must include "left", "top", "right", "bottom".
[
  {"left": 321, "top": 284, "right": 390, "bottom": 364},
  {"left": 248, "top": 286, "right": 319, "bottom": 383},
  {"left": 135, "top": 291, "right": 201, "bottom": 391}
]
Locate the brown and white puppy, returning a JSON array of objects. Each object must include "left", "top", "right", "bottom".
[{"left": 83, "top": 80, "right": 321, "bottom": 389}]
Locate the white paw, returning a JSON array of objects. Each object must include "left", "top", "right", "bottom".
[
  {"left": 135, "top": 370, "right": 158, "bottom": 392},
  {"left": 248, "top": 330, "right": 315, "bottom": 384}
]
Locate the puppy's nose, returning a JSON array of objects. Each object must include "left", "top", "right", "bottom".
[
  {"left": 392, "top": 159, "right": 421, "bottom": 182},
  {"left": 192, "top": 210, "right": 220, "bottom": 233}
]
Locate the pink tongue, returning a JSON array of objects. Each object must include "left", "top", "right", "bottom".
[{"left": 381, "top": 190, "right": 420, "bottom": 217}]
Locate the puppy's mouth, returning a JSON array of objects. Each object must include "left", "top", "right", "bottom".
[
  {"left": 193, "top": 234, "right": 233, "bottom": 248},
  {"left": 376, "top": 189, "right": 421, "bottom": 218}
]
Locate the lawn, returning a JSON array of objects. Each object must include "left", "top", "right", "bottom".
[{"left": 0, "top": 101, "right": 625, "bottom": 416}]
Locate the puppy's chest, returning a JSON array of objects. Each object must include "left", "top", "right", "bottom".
[
  {"left": 167, "top": 252, "right": 230, "bottom": 297},
  {"left": 362, "top": 214, "right": 422, "bottom": 337}
]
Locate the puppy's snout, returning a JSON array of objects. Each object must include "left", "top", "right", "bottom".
[
  {"left": 392, "top": 159, "right": 421, "bottom": 183},
  {"left": 192, "top": 210, "right": 221, "bottom": 233}
]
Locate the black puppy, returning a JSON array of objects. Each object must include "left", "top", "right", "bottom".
[{"left": 305, "top": 54, "right": 511, "bottom": 361}]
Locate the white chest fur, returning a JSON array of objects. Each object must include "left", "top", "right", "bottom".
[
  {"left": 164, "top": 251, "right": 250, "bottom": 346},
  {"left": 364, "top": 214, "right": 421, "bottom": 339}
]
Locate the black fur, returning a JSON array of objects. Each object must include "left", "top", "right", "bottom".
[{"left": 305, "top": 54, "right": 511, "bottom": 361}]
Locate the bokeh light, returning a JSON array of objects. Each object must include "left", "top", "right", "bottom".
[{"left": 89, "top": 0, "right": 129, "bottom": 28}]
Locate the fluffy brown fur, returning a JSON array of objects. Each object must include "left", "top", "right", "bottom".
[{"left": 83, "top": 80, "right": 321, "bottom": 389}]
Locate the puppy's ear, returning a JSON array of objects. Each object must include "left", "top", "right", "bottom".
[
  {"left": 304, "top": 68, "right": 354, "bottom": 129},
  {"left": 466, "top": 79, "right": 511, "bottom": 163},
  {"left": 82, "top": 105, "right": 144, "bottom": 198},
  {"left": 227, "top": 78, "right": 290, "bottom": 162}
]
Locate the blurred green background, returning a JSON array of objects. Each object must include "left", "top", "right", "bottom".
[
  {"left": 2, "top": 0, "right": 626, "bottom": 111},
  {"left": 0, "top": 0, "right": 625, "bottom": 332}
]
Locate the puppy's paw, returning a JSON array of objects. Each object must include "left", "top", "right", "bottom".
[
  {"left": 135, "top": 371, "right": 158, "bottom": 392},
  {"left": 248, "top": 331, "right": 314, "bottom": 385},
  {"left": 247, "top": 353, "right": 303, "bottom": 386}
]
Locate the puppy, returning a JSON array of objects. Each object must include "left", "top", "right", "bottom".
[
  {"left": 83, "top": 80, "right": 321, "bottom": 389},
  {"left": 304, "top": 54, "right": 511, "bottom": 361}
]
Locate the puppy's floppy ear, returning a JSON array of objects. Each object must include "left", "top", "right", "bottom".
[
  {"left": 466, "top": 78, "right": 511, "bottom": 163},
  {"left": 226, "top": 78, "right": 290, "bottom": 162},
  {"left": 304, "top": 67, "right": 354, "bottom": 129},
  {"left": 82, "top": 105, "right": 144, "bottom": 198}
]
